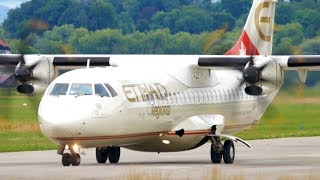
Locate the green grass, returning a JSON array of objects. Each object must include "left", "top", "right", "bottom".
[
  {"left": 0, "top": 132, "right": 56, "bottom": 152},
  {"left": 236, "top": 89, "right": 320, "bottom": 139},
  {"left": 1, "top": 88, "right": 320, "bottom": 152},
  {"left": 0, "top": 91, "right": 57, "bottom": 152}
]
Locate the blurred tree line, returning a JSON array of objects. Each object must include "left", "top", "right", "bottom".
[{"left": 0, "top": 0, "right": 320, "bottom": 87}]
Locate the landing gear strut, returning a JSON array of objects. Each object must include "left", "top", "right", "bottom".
[
  {"left": 209, "top": 125, "right": 235, "bottom": 164},
  {"left": 96, "top": 147, "right": 121, "bottom": 164}
]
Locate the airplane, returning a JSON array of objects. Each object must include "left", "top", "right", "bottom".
[{"left": 2, "top": 0, "right": 320, "bottom": 166}]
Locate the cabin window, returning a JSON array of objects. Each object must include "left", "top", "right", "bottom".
[
  {"left": 173, "top": 92, "right": 177, "bottom": 105},
  {"left": 69, "top": 83, "right": 92, "bottom": 96},
  {"left": 50, "top": 83, "right": 69, "bottom": 96},
  {"left": 199, "top": 90, "right": 204, "bottom": 104},
  {"left": 203, "top": 90, "right": 209, "bottom": 104},
  {"left": 104, "top": 83, "right": 118, "bottom": 97},
  {"left": 178, "top": 92, "right": 185, "bottom": 104},
  {"left": 217, "top": 90, "right": 221, "bottom": 101},
  {"left": 194, "top": 90, "right": 200, "bottom": 104},
  {"left": 212, "top": 90, "right": 217, "bottom": 102},
  {"left": 208, "top": 90, "right": 213, "bottom": 104},
  {"left": 94, "top": 84, "right": 110, "bottom": 97},
  {"left": 223, "top": 90, "right": 227, "bottom": 101},
  {"left": 185, "top": 91, "right": 190, "bottom": 104},
  {"left": 167, "top": 93, "right": 172, "bottom": 105}
]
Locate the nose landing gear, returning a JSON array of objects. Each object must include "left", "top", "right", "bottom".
[
  {"left": 60, "top": 145, "right": 81, "bottom": 166},
  {"left": 61, "top": 152, "right": 81, "bottom": 166}
]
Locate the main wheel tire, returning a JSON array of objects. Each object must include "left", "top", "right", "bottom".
[
  {"left": 108, "top": 147, "right": 120, "bottom": 163},
  {"left": 71, "top": 153, "right": 81, "bottom": 166},
  {"left": 62, "top": 153, "right": 71, "bottom": 166},
  {"left": 223, "top": 140, "right": 235, "bottom": 164},
  {"left": 96, "top": 147, "right": 108, "bottom": 163},
  {"left": 210, "top": 144, "right": 222, "bottom": 164}
]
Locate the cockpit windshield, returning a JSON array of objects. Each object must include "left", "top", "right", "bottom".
[
  {"left": 49, "top": 83, "right": 118, "bottom": 97},
  {"left": 69, "top": 83, "right": 92, "bottom": 96},
  {"left": 50, "top": 83, "right": 69, "bottom": 96},
  {"left": 94, "top": 84, "right": 110, "bottom": 97}
]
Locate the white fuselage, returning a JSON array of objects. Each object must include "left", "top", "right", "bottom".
[{"left": 38, "top": 60, "right": 282, "bottom": 152}]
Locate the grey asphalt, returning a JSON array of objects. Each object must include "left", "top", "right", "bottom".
[{"left": 0, "top": 137, "right": 320, "bottom": 179}]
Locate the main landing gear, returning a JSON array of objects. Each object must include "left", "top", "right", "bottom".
[
  {"left": 209, "top": 125, "right": 236, "bottom": 164},
  {"left": 210, "top": 137, "right": 235, "bottom": 164},
  {"left": 96, "top": 147, "right": 121, "bottom": 164}
]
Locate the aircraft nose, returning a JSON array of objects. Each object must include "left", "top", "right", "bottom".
[{"left": 38, "top": 97, "right": 92, "bottom": 138}]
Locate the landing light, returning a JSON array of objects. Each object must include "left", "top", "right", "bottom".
[
  {"left": 162, "top": 140, "right": 170, "bottom": 145},
  {"left": 73, "top": 144, "right": 79, "bottom": 151}
]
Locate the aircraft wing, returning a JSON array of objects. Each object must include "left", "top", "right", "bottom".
[
  {"left": 0, "top": 54, "right": 111, "bottom": 67},
  {"left": 198, "top": 55, "right": 320, "bottom": 70},
  {"left": 276, "top": 55, "right": 320, "bottom": 70},
  {"left": 197, "top": 55, "right": 320, "bottom": 84}
]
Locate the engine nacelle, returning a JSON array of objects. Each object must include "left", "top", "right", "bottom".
[
  {"left": 16, "top": 55, "right": 54, "bottom": 95},
  {"left": 17, "top": 83, "right": 50, "bottom": 95}
]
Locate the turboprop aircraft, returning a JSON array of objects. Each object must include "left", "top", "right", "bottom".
[
  {"left": 35, "top": 0, "right": 320, "bottom": 166},
  {"left": 2, "top": 0, "right": 320, "bottom": 166}
]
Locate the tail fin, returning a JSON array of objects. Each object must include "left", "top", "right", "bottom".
[
  {"left": 0, "top": 39, "right": 12, "bottom": 54},
  {"left": 225, "top": 0, "right": 277, "bottom": 56}
]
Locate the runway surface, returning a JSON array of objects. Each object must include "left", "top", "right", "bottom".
[{"left": 0, "top": 137, "right": 320, "bottom": 179}]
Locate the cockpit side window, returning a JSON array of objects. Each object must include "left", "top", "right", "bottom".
[
  {"left": 95, "top": 84, "right": 110, "bottom": 97},
  {"left": 50, "top": 83, "right": 69, "bottom": 96},
  {"left": 69, "top": 83, "right": 92, "bottom": 96},
  {"left": 104, "top": 83, "right": 118, "bottom": 97}
]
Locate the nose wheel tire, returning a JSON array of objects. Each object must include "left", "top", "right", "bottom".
[
  {"left": 96, "top": 147, "right": 108, "bottom": 163},
  {"left": 108, "top": 147, "right": 121, "bottom": 163},
  {"left": 71, "top": 153, "right": 81, "bottom": 166},
  {"left": 62, "top": 153, "right": 71, "bottom": 166},
  {"left": 223, "top": 140, "right": 235, "bottom": 164},
  {"left": 62, "top": 153, "right": 81, "bottom": 166}
]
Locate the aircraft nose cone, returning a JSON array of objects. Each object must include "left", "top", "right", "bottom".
[{"left": 38, "top": 97, "right": 92, "bottom": 139}]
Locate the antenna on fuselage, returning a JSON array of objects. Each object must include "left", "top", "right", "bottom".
[{"left": 86, "top": 59, "right": 91, "bottom": 68}]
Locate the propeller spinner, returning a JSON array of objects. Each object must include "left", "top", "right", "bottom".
[{"left": 240, "top": 57, "right": 273, "bottom": 96}]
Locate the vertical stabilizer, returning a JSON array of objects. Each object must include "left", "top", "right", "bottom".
[{"left": 225, "top": 0, "right": 277, "bottom": 56}]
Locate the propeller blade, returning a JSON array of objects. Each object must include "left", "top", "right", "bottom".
[
  {"left": 28, "top": 63, "right": 39, "bottom": 71},
  {"left": 257, "top": 61, "right": 270, "bottom": 72},
  {"left": 249, "top": 56, "right": 254, "bottom": 66}
]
